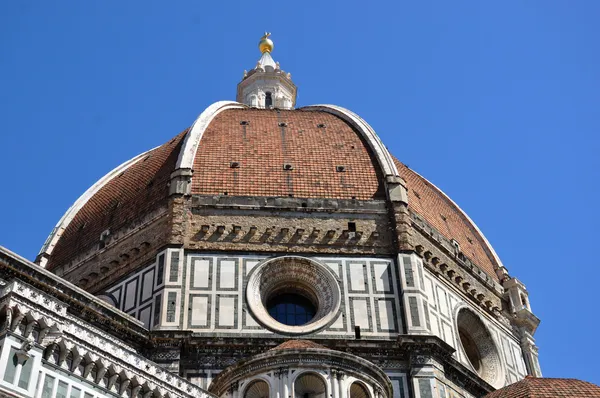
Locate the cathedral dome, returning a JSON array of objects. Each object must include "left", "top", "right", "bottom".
[
  {"left": 18, "top": 34, "right": 549, "bottom": 398},
  {"left": 484, "top": 377, "right": 600, "bottom": 398},
  {"left": 37, "top": 32, "right": 507, "bottom": 302},
  {"left": 38, "top": 102, "right": 503, "bottom": 286}
]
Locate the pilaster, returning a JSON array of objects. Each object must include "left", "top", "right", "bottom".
[
  {"left": 409, "top": 354, "right": 443, "bottom": 398},
  {"left": 520, "top": 331, "right": 542, "bottom": 377},
  {"left": 398, "top": 253, "right": 431, "bottom": 335}
]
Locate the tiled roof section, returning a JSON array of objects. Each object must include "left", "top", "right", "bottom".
[
  {"left": 394, "top": 159, "right": 500, "bottom": 282},
  {"left": 47, "top": 130, "right": 188, "bottom": 270},
  {"left": 484, "top": 377, "right": 600, "bottom": 398},
  {"left": 191, "top": 108, "right": 386, "bottom": 200},
  {"left": 270, "top": 340, "right": 328, "bottom": 351}
]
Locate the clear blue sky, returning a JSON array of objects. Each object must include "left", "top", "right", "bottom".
[{"left": 1, "top": 0, "right": 599, "bottom": 385}]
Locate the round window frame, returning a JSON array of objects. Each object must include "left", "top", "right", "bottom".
[
  {"left": 454, "top": 306, "right": 504, "bottom": 388},
  {"left": 246, "top": 256, "right": 342, "bottom": 335}
]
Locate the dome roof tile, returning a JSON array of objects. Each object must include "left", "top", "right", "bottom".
[
  {"left": 191, "top": 108, "right": 386, "bottom": 200},
  {"left": 395, "top": 159, "right": 500, "bottom": 281},
  {"left": 270, "top": 340, "right": 328, "bottom": 351},
  {"left": 46, "top": 130, "right": 188, "bottom": 269},
  {"left": 484, "top": 377, "right": 600, "bottom": 398}
]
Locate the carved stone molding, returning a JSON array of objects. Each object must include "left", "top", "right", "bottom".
[
  {"left": 246, "top": 256, "right": 341, "bottom": 335},
  {"left": 209, "top": 347, "right": 392, "bottom": 398}
]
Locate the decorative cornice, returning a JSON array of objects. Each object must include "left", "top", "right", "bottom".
[{"left": 0, "top": 278, "right": 215, "bottom": 398}]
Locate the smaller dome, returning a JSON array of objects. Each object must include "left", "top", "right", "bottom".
[
  {"left": 270, "top": 340, "right": 328, "bottom": 351},
  {"left": 484, "top": 377, "right": 600, "bottom": 398}
]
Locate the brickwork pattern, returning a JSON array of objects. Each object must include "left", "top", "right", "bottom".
[
  {"left": 46, "top": 108, "right": 502, "bottom": 285},
  {"left": 269, "top": 340, "right": 327, "bottom": 351},
  {"left": 394, "top": 159, "right": 499, "bottom": 282},
  {"left": 61, "top": 214, "right": 170, "bottom": 293},
  {"left": 191, "top": 108, "right": 386, "bottom": 200},
  {"left": 48, "top": 130, "right": 188, "bottom": 270},
  {"left": 184, "top": 210, "right": 393, "bottom": 255},
  {"left": 484, "top": 377, "right": 600, "bottom": 398}
]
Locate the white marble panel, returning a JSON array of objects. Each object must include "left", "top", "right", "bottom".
[
  {"left": 502, "top": 337, "right": 514, "bottom": 366},
  {"left": 139, "top": 306, "right": 151, "bottom": 329},
  {"left": 352, "top": 299, "right": 369, "bottom": 328},
  {"left": 442, "top": 321, "right": 455, "bottom": 347},
  {"left": 218, "top": 260, "right": 236, "bottom": 289},
  {"left": 245, "top": 260, "right": 259, "bottom": 275},
  {"left": 430, "top": 313, "right": 440, "bottom": 337},
  {"left": 244, "top": 312, "right": 259, "bottom": 327},
  {"left": 373, "top": 263, "right": 391, "bottom": 292},
  {"left": 330, "top": 312, "right": 344, "bottom": 329},
  {"left": 325, "top": 262, "right": 340, "bottom": 277},
  {"left": 349, "top": 263, "right": 366, "bottom": 291},
  {"left": 191, "top": 296, "right": 209, "bottom": 326},
  {"left": 124, "top": 280, "right": 137, "bottom": 310},
  {"left": 193, "top": 259, "right": 210, "bottom": 289},
  {"left": 424, "top": 276, "right": 434, "bottom": 303},
  {"left": 377, "top": 300, "right": 395, "bottom": 330},
  {"left": 218, "top": 297, "right": 236, "bottom": 327},
  {"left": 437, "top": 286, "right": 449, "bottom": 317},
  {"left": 141, "top": 270, "right": 154, "bottom": 302}
]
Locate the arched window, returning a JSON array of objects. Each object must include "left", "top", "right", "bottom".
[
  {"left": 112, "top": 375, "right": 122, "bottom": 393},
  {"left": 350, "top": 383, "right": 370, "bottom": 398},
  {"left": 265, "top": 92, "right": 273, "bottom": 108},
  {"left": 244, "top": 380, "right": 270, "bottom": 398},
  {"left": 77, "top": 360, "right": 86, "bottom": 377},
  {"left": 295, "top": 373, "right": 327, "bottom": 398},
  {"left": 65, "top": 352, "right": 74, "bottom": 371},
  {"left": 456, "top": 308, "right": 503, "bottom": 386},
  {"left": 520, "top": 294, "right": 528, "bottom": 309},
  {"left": 89, "top": 364, "right": 98, "bottom": 382},
  {"left": 50, "top": 346, "right": 60, "bottom": 365},
  {"left": 30, "top": 323, "right": 41, "bottom": 343},
  {"left": 16, "top": 321, "right": 26, "bottom": 336}
]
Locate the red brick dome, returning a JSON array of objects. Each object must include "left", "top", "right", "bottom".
[
  {"left": 38, "top": 103, "right": 502, "bottom": 283},
  {"left": 484, "top": 377, "right": 600, "bottom": 398},
  {"left": 270, "top": 340, "right": 328, "bottom": 351}
]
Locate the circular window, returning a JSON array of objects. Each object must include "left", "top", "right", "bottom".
[
  {"left": 456, "top": 308, "right": 503, "bottom": 387},
  {"left": 267, "top": 293, "right": 316, "bottom": 326},
  {"left": 246, "top": 256, "right": 341, "bottom": 334}
]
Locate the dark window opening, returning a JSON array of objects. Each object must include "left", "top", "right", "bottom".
[
  {"left": 267, "top": 293, "right": 316, "bottom": 326},
  {"left": 348, "top": 222, "right": 356, "bottom": 232},
  {"left": 521, "top": 294, "right": 528, "bottom": 307},
  {"left": 265, "top": 92, "right": 273, "bottom": 108},
  {"left": 459, "top": 328, "right": 482, "bottom": 372}
]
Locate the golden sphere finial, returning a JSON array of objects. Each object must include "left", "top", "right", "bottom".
[{"left": 259, "top": 32, "right": 274, "bottom": 54}]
